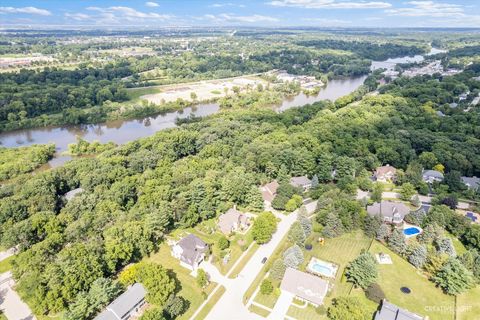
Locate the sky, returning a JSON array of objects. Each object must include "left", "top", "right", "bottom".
[{"left": 0, "top": 0, "right": 479, "bottom": 28}]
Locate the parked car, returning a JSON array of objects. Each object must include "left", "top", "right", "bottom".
[{"left": 261, "top": 257, "right": 267, "bottom": 264}]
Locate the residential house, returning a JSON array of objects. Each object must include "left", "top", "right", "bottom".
[
  {"left": 290, "top": 176, "right": 312, "bottom": 191},
  {"left": 64, "top": 187, "right": 84, "bottom": 201},
  {"left": 422, "top": 170, "right": 444, "bottom": 183},
  {"left": 374, "top": 300, "right": 424, "bottom": 320},
  {"left": 367, "top": 201, "right": 411, "bottom": 225},
  {"left": 462, "top": 176, "right": 480, "bottom": 191},
  {"left": 217, "top": 207, "right": 250, "bottom": 235},
  {"left": 260, "top": 180, "right": 279, "bottom": 203},
  {"left": 171, "top": 234, "right": 208, "bottom": 270},
  {"left": 436, "top": 110, "right": 445, "bottom": 117},
  {"left": 280, "top": 267, "right": 329, "bottom": 307},
  {"left": 95, "top": 283, "right": 146, "bottom": 320},
  {"left": 374, "top": 165, "right": 397, "bottom": 182}
]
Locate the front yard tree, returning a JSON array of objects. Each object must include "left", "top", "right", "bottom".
[
  {"left": 288, "top": 222, "right": 306, "bottom": 246},
  {"left": 371, "top": 183, "right": 383, "bottom": 203},
  {"left": 364, "top": 215, "right": 382, "bottom": 238},
  {"left": 196, "top": 269, "right": 208, "bottom": 288},
  {"left": 298, "top": 212, "right": 313, "bottom": 237},
  {"left": 388, "top": 229, "right": 407, "bottom": 255},
  {"left": 322, "top": 212, "right": 344, "bottom": 238},
  {"left": 246, "top": 186, "right": 264, "bottom": 210},
  {"left": 252, "top": 211, "right": 277, "bottom": 244},
  {"left": 433, "top": 258, "right": 474, "bottom": 295},
  {"left": 137, "top": 262, "right": 176, "bottom": 306},
  {"left": 260, "top": 279, "right": 274, "bottom": 295},
  {"left": 328, "top": 297, "right": 372, "bottom": 320},
  {"left": 408, "top": 244, "right": 428, "bottom": 268},
  {"left": 345, "top": 252, "right": 378, "bottom": 289},
  {"left": 283, "top": 244, "right": 304, "bottom": 269},
  {"left": 164, "top": 294, "right": 187, "bottom": 319},
  {"left": 217, "top": 236, "right": 230, "bottom": 250},
  {"left": 270, "top": 259, "right": 286, "bottom": 280},
  {"left": 400, "top": 183, "right": 416, "bottom": 201},
  {"left": 140, "top": 307, "right": 166, "bottom": 320}
]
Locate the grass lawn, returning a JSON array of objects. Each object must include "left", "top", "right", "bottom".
[
  {"left": 126, "top": 87, "right": 161, "bottom": 100},
  {"left": 445, "top": 232, "right": 467, "bottom": 255},
  {"left": 0, "top": 256, "right": 13, "bottom": 273},
  {"left": 248, "top": 304, "right": 271, "bottom": 317},
  {"left": 457, "top": 286, "right": 480, "bottom": 320},
  {"left": 146, "top": 243, "right": 216, "bottom": 320},
  {"left": 368, "top": 241, "right": 455, "bottom": 320},
  {"left": 286, "top": 303, "right": 323, "bottom": 320},
  {"left": 300, "top": 230, "right": 373, "bottom": 301},
  {"left": 193, "top": 285, "right": 226, "bottom": 320},
  {"left": 253, "top": 286, "right": 280, "bottom": 309}
]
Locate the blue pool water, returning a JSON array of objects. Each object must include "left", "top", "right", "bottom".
[
  {"left": 404, "top": 227, "right": 421, "bottom": 236},
  {"left": 312, "top": 263, "right": 334, "bottom": 277}
]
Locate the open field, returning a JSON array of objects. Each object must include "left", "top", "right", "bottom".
[
  {"left": 140, "top": 75, "right": 267, "bottom": 104},
  {"left": 457, "top": 286, "right": 480, "bottom": 320},
  {"left": 194, "top": 285, "right": 226, "bottom": 320},
  {"left": 368, "top": 241, "right": 455, "bottom": 320}
]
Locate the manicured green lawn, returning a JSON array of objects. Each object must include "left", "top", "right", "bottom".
[
  {"left": 147, "top": 243, "right": 216, "bottom": 320},
  {"left": 445, "top": 232, "right": 467, "bottom": 255},
  {"left": 194, "top": 285, "right": 226, "bottom": 320},
  {"left": 457, "top": 286, "right": 480, "bottom": 320},
  {"left": 253, "top": 287, "right": 280, "bottom": 309},
  {"left": 0, "top": 256, "right": 13, "bottom": 273},
  {"left": 368, "top": 241, "right": 455, "bottom": 320},
  {"left": 248, "top": 304, "right": 271, "bottom": 317},
  {"left": 286, "top": 303, "right": 323, "bottom": 320},
  {"left": 300, "top": 230, "right": 373, "bottom": 300},
  {"left": 228, "top": 242, "right": 259, "bottom": 278}
]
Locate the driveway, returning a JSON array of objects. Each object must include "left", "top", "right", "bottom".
[
  {"left": 204, "top": 201, "right": 317, "bottom": 320},
  {"left": 267, "top": 291, "right": 294, "bottom": 320},
  {"left": 0, "top": 272, "right": 36, "bottom": 320}
]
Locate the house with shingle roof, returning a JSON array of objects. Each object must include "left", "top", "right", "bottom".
[
  {"left": 280, "top": 267, "right": 329, "bottom": 307},
  {"left": 260, "top": 180, "right": 279, "bottom": 203},
  {"left": 94, "top": 283, "right": 146, "bottom": 320},
  {"left": 217, "top": 207, "right": 250, "bottom": 235},
  {"left": 422, "top": 169, "right": 444, "bottom": 183},
  {"left": 290, "top": 176, "right": 312, "bottom": 191},
  {"left": 171, "top": 234, "right": 208, "bottom": 270},
  {"left": 462, "top": 176, "right": 480, "bottom": 191},
  {"left": 374, "top": 165, "right": 397, "bottom": 182},
  {"left": 367, "top": 201, "right": 411, "bottom": 225},
  {"left": 374, "top": 300, "right": 424, "bottom": 320}
]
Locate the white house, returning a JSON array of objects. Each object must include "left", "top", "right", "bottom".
[{"left": 171, "top": 234, "right": 208, "bottom": 270}]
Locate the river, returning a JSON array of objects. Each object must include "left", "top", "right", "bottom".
[{"left": 0, "top": 48, "right": 444, "bottom": 168}]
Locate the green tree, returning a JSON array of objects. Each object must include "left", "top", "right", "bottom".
[
  {"left": 400, "top": 183, "right": 416, "bottom": 201},
  {"left": 408, "top": 244, "right": 428, "bottom": 268},
  {"left": 252, "top": 212, "right": 277, "bottom": 244},
  {"left": 433, "top": 258, "right": 474, "bottom": 295},
  {"left": 388, "top": 229, "right": 407, "bottom": 255},
  {"left": 345, "top": 252, "right": 378, "bottom": 289},
  {"left": 371, "top": 183, "right": 383, "bottom": 203},
  {"left": 140, "top": 307, "right": 166, "bottom": 320},
  {"left": 322, "top": 212, "right": 344, "bottom": 238},
  {"left": 270, "top": 259, "right": 286, "bottom": 280},
  {"left": 164, "top": 294, "right": 187, "bottom": 319},
  {"left": 196, "top": 269, "right": 208, "bottom": 288},
  {"left": 137, "top": 263, "right": 176, "bottom": 306},
  {"left": 328, "top": 297, "right": 371, "bottom": 320},
  {"left": 217, "top": 236, "right": 230, "bottom": 250},
  {"left": 288, "top": 221, "right": 306, "bottom": 246},
  {"left": 260, "top": 279, "right": 274, "bottom": 295}
]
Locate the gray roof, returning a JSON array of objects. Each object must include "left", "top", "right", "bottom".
[
  {"left": 218, "top": 208, "right": 248, "bottom": 235},
  {"left": 290, "top": 176, "right": 312, "bottom": 188},
  {"left": 462, "top": 176, "right": 480, "bottom": 190},
  {"left": 436, "top": 110, "right": 445, "bottom": 117},
  {"left": 177, "top": 234, "right": 208, "bottom": 266},
  {"left": 280, "top": 267, "right": 329, "bottom": 305},
  {"left": 94, "top": 283, "right": 146, "bottom": 320},
  {"left": 64, "top": 188, "right": 84, "bottom": 201},
  {"left": 367, "top": 201, "right": 411, "bottom": 220},
  {"left": 375, "top": 300, "right": 424, "bottom": 320},
  {"left": 422, "top": 170, "right": 444, "bottom": 179}
]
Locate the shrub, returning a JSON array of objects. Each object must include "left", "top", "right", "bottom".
[
  {"left": 217, "top": 236, "right": 230, "bottom": 250},
  {"left": 283, "top": 244, "right": 304, "bottom": 269},
  {"left": 270, "top": 259, "right": 286, "bottom": 280},
  {"left": 260, "top": 279, "right": 274, "bottom": 295},
  {"left": 315, "top": 305, "right": 327, "bottom": 315},
  {"left": 345, "top": 252, "right": 378, "bottom": 289}
]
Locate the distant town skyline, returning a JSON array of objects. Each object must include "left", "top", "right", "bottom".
[{"left": 1, "top": 0, "right": 480, "bottom": 28}]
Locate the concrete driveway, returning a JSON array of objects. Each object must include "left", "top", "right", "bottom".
[
  {"left": 267, "top": 291, "right": 294, "bottom": 320},
  {"left": 0, "top": 272, "right": 36, "bottom": 320},
  {"left": 204, "top": 201, "right": 317, "bottom": 320}
]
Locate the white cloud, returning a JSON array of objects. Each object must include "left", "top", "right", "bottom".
[
  {"left": 145, "top": 2, "right": 160, "bottom": 7},
  {"left": 385, "top": 1, "right": 464, "bottom": 17},
  {"left": 0, "top": 6, "right": 51, "bottom": 16},
  {"left": 267, "top": 0, "right": 392, "bottom": 9},
  {"left": 202, "top": 13, "right": 279, "bottom": 23},
  {"left": 210, "top": 3, "right": 246, "bottom": 8},
  {"left": 64, "top": 13, "right": 91, "bottom": 21},
  {"left": 85, "top": 6, "right": 173, "bottom": 24},
  {"left": 301, "top": 17, "right": 350, "bottom": 25}
]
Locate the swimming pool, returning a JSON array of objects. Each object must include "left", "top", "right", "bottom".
[
  {"left": 307, "top": 258, "right": 338, "bottom": 278},
  {"left": 403, "top": 226, "right": 422, "bottom": 238}
]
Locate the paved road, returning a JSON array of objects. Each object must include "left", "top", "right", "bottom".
[
  {"left": 0, "top": 272, "right": 36, "bottom": 320},
  {"left": 205, "top": 201, "right": 317, "bottom": 320}
]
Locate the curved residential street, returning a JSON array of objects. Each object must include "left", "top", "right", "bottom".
[{"left": 204, "top": 201, "right": 317, "bottom": 320}]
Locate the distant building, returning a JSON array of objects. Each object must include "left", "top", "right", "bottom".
[
  {"left": 64, "top": 188, "right": 84, "bottom": 201},
  {"left": 374, "top": 299, "right": 424, "bottom": 320},
  {"left": 374, "top": 165, "right": 397, "bottom": 182},
  {"left": 462, "top": 176, "right": 480, "bottom": 191},
  {"left": 280, "top": 267, "right": 329, "bottom": 307},
  {"left": 422, "top": 170, "right": 444, "bottom": 183},
  {"left": 436, "top": 110, "right": 445, "bottom": 117},
  {"left": 367, "top": 201, "right": 411, "bottom": 225},
  {"left": 171, "top": 234, "right": 208, "bottom": 270},
  {"left": 95, "top": 283, "right": 146, "bottom": 320},
  {"left": 260, "top": 180, "right": 279, "bottom": 203},
  {"left": 217, "top": 207, "right": 250, "bottom": 235},
  {"left": 290, "top": 176, "right": 312, "bottom": 191}
]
